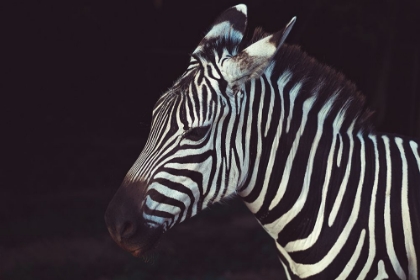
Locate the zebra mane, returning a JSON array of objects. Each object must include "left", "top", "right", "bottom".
[{"left": 246, "top": 28, "right": 375, "bottom": 133}]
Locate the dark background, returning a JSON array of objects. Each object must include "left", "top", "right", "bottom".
[{"left": 2, "top": 0, "right": 420, "bottom": 279}]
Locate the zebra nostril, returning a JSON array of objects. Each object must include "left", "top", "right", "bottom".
[{"left": 119, "top": 220, "right": 136, "bottom": 240}]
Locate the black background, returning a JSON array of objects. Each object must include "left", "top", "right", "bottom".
[{"left": 2, "top": 0, "right": 420, "bottom": 279}]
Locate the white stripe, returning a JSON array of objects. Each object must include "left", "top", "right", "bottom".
[
  {"left": 337, "top": 134, "right": 343, "bottom": 167},
  {"left": 280, "top": 258, "right": 292, "bottom": 280},
  {"left": 189, "top": 83, "right": 198, "bottom": 126},
  {"left": 143, "top": 189, "right": 182, "bottom": 226},
  {"left": 396, "top": 137, "right": 417, "bottom": 280},
  {"left": 284, "top": 96, "right": 336, "bottom": 252},
  {"left": 357, "top": 135, "right": 380, "bottom": 279},
  {"left": 240, "top": 80, "right": 263, "bottom": 198},
  {"left": 334, "top": 102, "right": 347, "bottom": 168},
  {"left": 266, "top": 95, "right": 322, "bottom": 234},
  {"left": 215, "top": 159, "right": 227, "bottom": 201},
  {"left": 383, "top": 135, "right": 406, "bottom": 280},
  {"left": 236, "top": 92, "right": 247, "bottom": 187},
  {"left": 252, "top": 105, "right": 282, "bottom": 213},
  {"left": 267, "top": 95, "right": 315, "bottom": 213},
  {"left": 154, "top": 172, "right": 201, "bottom": 216},
  {"left": 285, "top": 82, "right": 302, "bottom": 133},
  {"left": 328, "top": 121, "right": 355, "bottom": 227},
  {"left": 336, "top": 229, "right": 366, "bottom": 280},
  {"left": 262, "top": 63, "right": 276, "bottom": 137},
  {"left": 374, "top": 260, "right": 389, "bottom": 280},
  {"left": 273, "top": 71, "right": 291, "bottom": 139}
]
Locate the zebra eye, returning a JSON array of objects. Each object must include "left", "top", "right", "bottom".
[{"left": 184, "top": 125, "right": 210, "bottom": 141}]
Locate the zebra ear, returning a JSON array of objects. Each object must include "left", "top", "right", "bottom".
[
  {"left": 222, "top": 17, "right": 296, "bottom": 86},
  {"left": 193, "top": 4, "right": 247, "bottom": 54}
]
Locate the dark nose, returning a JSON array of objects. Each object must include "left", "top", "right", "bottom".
[
  {"left": 105, "top": 213, "right": 137, "bottom": 242},
  {"left": 104, "top": 182, "right": 144, "bottom": 244}
]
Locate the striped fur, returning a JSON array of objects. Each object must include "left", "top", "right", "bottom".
[{"left": 106, "top": 4, "right": 420, "bottom": 279}]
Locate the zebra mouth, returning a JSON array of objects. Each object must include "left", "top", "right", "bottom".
[
  {"left": 131, "top": 248, "right": 142, "bottom": 257},
  {"left": 117, "top": 239, "right": 159, "bottom": 258},
  {"left": 119, "top": 225, "right": 164, "bottom": 258}
]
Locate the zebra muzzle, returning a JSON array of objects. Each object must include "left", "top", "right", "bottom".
[{"left": 105, "top": 182, "right": 163, "bottom": 256}]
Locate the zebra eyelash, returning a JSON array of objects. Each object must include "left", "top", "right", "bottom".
[{"left": 182, "top": 125, "right": 211, "bottom": 141}]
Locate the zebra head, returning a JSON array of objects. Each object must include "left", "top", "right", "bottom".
[{"left": 105, "top": 4, "right": 295, "bottom": 257}]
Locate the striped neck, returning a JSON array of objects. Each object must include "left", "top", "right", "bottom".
[
  {"left": 236, "top": 43, "right": 374, "bottom": 201},
  {"left": 236, "top": 67, "right": 368, "bottom": 211},
  {"left": 235, "top": 44, "right": 377, "bottom": 224}
]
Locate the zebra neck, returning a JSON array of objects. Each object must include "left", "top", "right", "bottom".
[
  {"left": 237, "top": 70, "right": 364, "bottom": 207},
  {"left": 237, "top": 71, "right": 377, "bottom": 235}
]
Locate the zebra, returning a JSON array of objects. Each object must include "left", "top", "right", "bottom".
[{"left": 104, "top": 4, "right": 420, "bottom": 279}]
